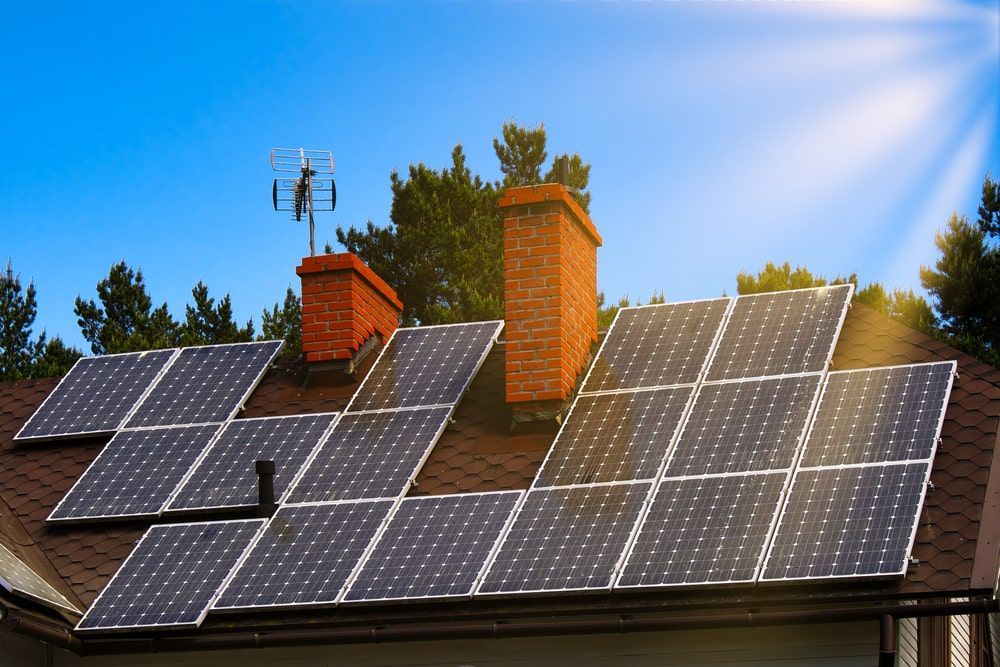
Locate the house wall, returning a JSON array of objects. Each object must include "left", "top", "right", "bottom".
[{"left": 6, "top": 622, "right": 881, "bottom": 667}]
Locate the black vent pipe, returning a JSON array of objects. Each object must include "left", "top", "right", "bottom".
[{"left": 256, "top": 460, "right": 276, "bottom": 518}]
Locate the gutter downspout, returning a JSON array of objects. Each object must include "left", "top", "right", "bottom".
[
  {"left": 879, "top": 614, "right": 896, "bottom": 667},
  {"left": 74, "top": 598, "right": 1000, "bottom": 656}
]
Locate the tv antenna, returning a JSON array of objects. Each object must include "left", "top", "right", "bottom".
[{"left": 271, "top": 147, "right": 336, "bottom": 256}]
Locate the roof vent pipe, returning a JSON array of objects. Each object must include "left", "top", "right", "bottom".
[{"left": 256, "top": 460, "right": 276, "bottom": 518}]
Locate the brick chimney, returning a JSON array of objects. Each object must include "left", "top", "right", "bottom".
[
  {"left": 296, "top": 253, "right": 403, "bottom": 370},
  {"left": 499, "top": 183, "right": 602, "bottom": 422}
]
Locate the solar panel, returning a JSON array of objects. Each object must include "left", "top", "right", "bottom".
[
  {"left": 760, "top": 462, "right": 929, "bottom": 581},
  {"left": 213, "top": 500, "right": 393, "bottom": 611},
  {"left": 166, "top": 412, "right": 339, "bottom": 513},
  {"left": 582, "top": 299, "right": 730, "bottom": 393},
  {"left": 48, "top": 424, "right": 221, "bottom": 523},
  {"left": 533, "top": 387, "right": 693, "bottom": 487},
  {"left": 662, "top": 375, "right": 822, "bottom": 477},
  {"left": 799, "top": 362, "right": 956, "bottom": 467},
  {"left": 0, "top": 542, "right": 80, "bottom": 613},
  {"left": 617, "top": 472, "right": 787, "bottom": 589},
  {"left": 125, "top": 341, "right": 282, "bottom": 428},
  {"left": 75, "top": 519, "right": 263, "bottom": 632},
  {"left": 704, "top": 284, "right": 853, "bottom": 382},
  {"left": 285, "top": 407, "right": 451, "bottom": 503},
  {"left": 476, "top": 482, "right": 651, "bottom": 595},
  {"left": 343, "top": 491, "right": 522, "bottom": 603},
  {"left": 346, "top": 321, "right": 502, "bottom": 412},
  {"left": 15, "top": 349, "right": 177, "bottom": 441}
]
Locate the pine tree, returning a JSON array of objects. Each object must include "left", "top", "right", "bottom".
[
  {"left": 260, "top": 287, "right": 302, "bottom": 359},
  {"left": 180, "top": 282, "right": 254, "bottom": 346},
  {"left": 74, "top": 261, "right": 180, "bottom": 354}
]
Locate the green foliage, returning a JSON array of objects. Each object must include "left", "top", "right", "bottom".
[
  {"left": 597, "top": 291, "right": 667, "bottom": 330},
  {"left": 260, "top": 287, "right": 302, "bottom": 359},
  {"left": 977, "top": 172, "right": 1000, "bottom": 237},
  {"left": 0, "top": 260, "right": 80, "bottom": 380},
  {"left": 337, "top": 121, "right": 591, "bottom": 326},
  {"left": 180, "top": 281, "right": 254, "bottom": 346},
  {"left": 75, "top": 261, "right": 179, "bottom": 355},
  {"left": 919, "top": 214, "right": 997, "bottom": 345},
  {"left": 736, "top": 261, "right": 856, "bottom": 294}
]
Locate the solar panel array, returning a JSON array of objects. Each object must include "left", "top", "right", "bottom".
[
  {"left": 759, "top": 361, "right": 956, "bottom": 581},
  {"left": 166, "top": 413, "right": 339, "bottom": 512},
  {"left": 126, "top": 341, "right": 282, "bottom": 428},
  {"left": 0, "top": 542, "right": 80, "bottom": 614},
  {"left": 76, "top": 520, "right": 263, "bottom": 632},
  {"left": 49, "top": 424, "right": 222, "bottom": 522},
  {"left": 15, "top": 349, "right": 177, "bottom": 441}
]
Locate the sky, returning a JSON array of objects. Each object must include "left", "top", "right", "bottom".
[{"left": 2, "top": 1, "right": 998, "bottom": 351}]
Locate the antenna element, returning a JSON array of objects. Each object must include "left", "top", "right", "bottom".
[{"left": 270, "top": 148, "right": 337, "bottom": 256}]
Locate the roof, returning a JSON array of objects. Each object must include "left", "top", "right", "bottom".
[{"left": 1, "top": 303, "right": 999, "bottom": 642}]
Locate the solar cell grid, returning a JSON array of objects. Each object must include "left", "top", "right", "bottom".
[
  {"left": 346, "top": 321, "right": 502, "bottom": 412},
  {"left": 0, "top": 542, "right": 80, "bottom": 613},
  {"left": 344, "top": 491, "right": 522, "bottom": 603},
  {"left": 15, "top": 349, "right": 176, "bottom": 441},
  {"left": 213, "top": 500, "right": 393, "bottom": 610},
  {"left": 617, "top": 472, "right": 787, "bottom": 588},
  {"left": 800, "top": 362, "right": 955, "bottom": 467},
  {"left": 662, "top": 375, "right": 822, "bottom": 477},
  {"left": 476, "top": 482, "right": 651, "bottom": 595},
  {"left": 166, "top": 412, "right": 339, "bottom": 512},
  {"left": 705, "top": 284, "right": 852, "bottom": 382},
  {"left": 582, "top": 299, "right": 730, "bottom": 393},
  {"left": 286, "top": 406, "right": 451, "bottom": 503},
  {"left": 76, "top": 519, "right": 264, "bottom": 632},
  {"left": 48, "top": 424, "right": 221, "bottom": 522},
  {"left": 126, "top": 341, "right": 282, "bottom": 429},
  {"left": 761, "top": 462, "right": 928, "bottom": 581},
  {"left": 533, "top": 386, "right": 693, "bottom": 487}
]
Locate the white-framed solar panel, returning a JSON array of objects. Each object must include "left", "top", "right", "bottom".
[
  {"left": 125, "top": 341, "right": 282, "bottom": 428},
  {"left": 14, "top": 349, "right": 178, "bottom": 442},
  {"left": 759, "top": 462, "right": 931, "bottom": 582},
  {"left": 531, "top": 385, "right": 694, "bottom": 488},
  {"left": 798, "top": 361, "right": 956, "bottom": 467},
  {"left": 661, "top": 373, "right": 823, "bottom": 478},
  {"left": 581, "top": 298, "right": 731, "bottom": 393},
  {"left": 345, "top": 321, "right": 502, "bottom": 412},
  {"left": 75, "top": 519, "right": 264, "bottom": 633},
  {"left": 703, "top": 284, "right": 853, "bottom": 382},
  {"left": 475, "top": 481, "right": 652, "bottom": 597},
  {"left": 165, "top": 412, "right": 340, "bottom": 513},
  {"left": 616, "top": 471, "right": 788, "bottom": 589},
  {"left": 47, "top": 424, "right": 223, "bottom": 523},
  {"left": 212, "top": 499, "right": 394, "bottom": 612},
  {"left": 341, "top": 490, "right": 522, "bottom": 604},
  {"left": 285, "top": 406, "right": 452, "bottom": 504},
  {"left": 0, "top": 542, "right": 81, "bottom": 614}
]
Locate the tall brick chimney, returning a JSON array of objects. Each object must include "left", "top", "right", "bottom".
[
  {"left": 296, "top": 253, "right": 403, "bottom": 371},
  {"left": 499, "top": 183, "right": 602, "bottom": 422}
]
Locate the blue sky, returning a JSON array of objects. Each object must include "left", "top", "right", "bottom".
[{"left": 2, "top": 1, "right": 997, "bottom": 350}]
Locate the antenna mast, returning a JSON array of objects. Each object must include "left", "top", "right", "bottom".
[{"left": 271, "top": 147, "right": 336, "bottom": 256}]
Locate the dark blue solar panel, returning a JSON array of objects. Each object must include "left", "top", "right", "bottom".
[
  {"left": 76, "top": 520, "right": 263, "bottom": 632},
  {"left": 15, "top": 349, "right": 176, "bottom": 441},
  {"left": 346, "top": 321, "right": 501, "bottom": 412},
  {"left": 477, "top": 483, "right": 651, "bottom": 595},
  {"left": 166, "top": 412, "right": 338, "bottom": 512},
  {"left": 126, "top": 341, "right": 281, "bottom": 428},
  {"left": 213, "top": 501, "right": 392, "bottom": 610},
  {"left": 286, "top": 407, "right": 451, "bottom": 503},
  {"left": 48, "top": 424, "right": 221, "bottom": 522},
  {"left": 343, "top": 491, "right": 521, "bottom": 603}
]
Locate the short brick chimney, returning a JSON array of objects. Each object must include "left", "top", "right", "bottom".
[
  {"left": 500, "top": 183, "right": 602, "bottom": 422},
  {"left": 296, "top": 253, "right": 403, "bottom": 369}
]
